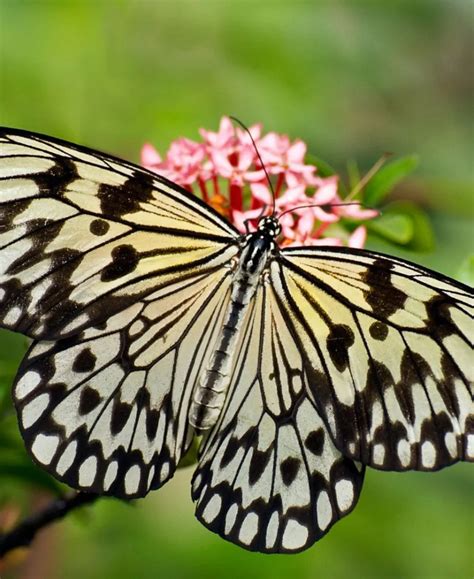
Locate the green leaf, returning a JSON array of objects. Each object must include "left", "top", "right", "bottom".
[
  {"left": 363, "top": 155, "right": 419, "bottom": 206},
  {"left": 367, "top": 201, "right": 435, "bottom": 251},
  {"left": 368, "top": 213, "right": 414, "bottom": 244},
  {"left": 458, "top": 254, "right": 474, "bottom": 286}
]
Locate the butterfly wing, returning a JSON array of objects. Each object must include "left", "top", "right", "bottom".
[
  {"left": 274, "top": 246, "right": 473, "bottom": 471},
  {"left": 192, "top": 279, "right": 364, "bottom": 553},
  {"left": 0, "top": 128, "right": 240, "bottom": 497},
  {"left": 0, "top": 127, "right": 239, "bottom": 339}
]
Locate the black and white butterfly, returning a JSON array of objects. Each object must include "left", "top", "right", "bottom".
[{"left": 0, "top": 127, "right": 472, "bottom": 553}]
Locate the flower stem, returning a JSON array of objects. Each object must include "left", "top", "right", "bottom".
[{"left": 0, "top": 492, "right": 100, "bottom": 558}]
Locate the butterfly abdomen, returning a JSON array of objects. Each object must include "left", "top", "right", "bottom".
[{"left": 189, "top": 233, "right": 274, "bottom": 431}]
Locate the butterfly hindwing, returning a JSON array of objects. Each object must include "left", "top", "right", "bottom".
[
  {"left": 275, "top": 247, "right": 474, "bottom": 472},
  {"left": 14, "top": 267, "right": 233, "bottom": 497},
  {"left": 192, "top": 281, "right": 364, "bottom": 553}
]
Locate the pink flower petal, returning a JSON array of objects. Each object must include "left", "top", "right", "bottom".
[
  {"left": 337, "top": 204, "right": 379, "bottom": 219},
  {"left": 348, "top": 225, "right": 367, "bottom": 248},
  {"left": 312, "top": 207, "right": 339, "bottom": 223},
  {"left": 250, "top": 182, "right": 273, "bottom": 205},
  {"left": 232, "top": 208, "right": 265, "bottom": 233},
  {"left": 310, "top": 237, "right": 344, "bottom": 246},
  {"left": 141, "top": 143, "right": 162, "bottom": 166},
  {"left": 313, "top": 177, "right": 338, "bottom": 204},
  {"left": 296, "top": 211, "right": 315, "bottom": 236},
  {"left": 287, "top": 140, "right": 307, "bottom": 164},
  {"left": 237, "top": 122, "right": 262, "bottom": 145},
  {"left": 200, "top": 116, "right": 235, "bottom": 149}
]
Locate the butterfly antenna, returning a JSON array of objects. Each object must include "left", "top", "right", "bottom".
[
  {"left": 278, "top": 201, "right": 364, "bottom": 220},
  {"left": 230, "top": 116, "right": 276, "bottom": 216}
]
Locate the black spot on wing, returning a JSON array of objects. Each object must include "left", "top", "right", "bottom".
[
  {"left": 97, "top": 173, "right": 154, "bottom": 217},
  {"left": 35, "top": 157, "right": 80, "bottom": 195},
  {"left": 304, "top": 429, "right": 325, "bottom": 456},
  {"left": 220, "top": 436, "right": 240, "bottom": 469},
  {"left": 146, "top": 409, "right": 160, "bottom": 441},
  {"left": 369, "top": 321, "right": 388, "bottom": 341},
  {"left": 363, "top": 259, "right": 407, "bottom": 317},
  {"left": 5, "top": 219, "right": 64, "bottom": 275},
  {"left": 72, "top": 348, "right": 97, "bottom": 373},
  {"left": 425, "top": 295, "right": 458, "bottom": 339},
  {"left": 280, "top": 456, "right": 301, "bottom": 486},
  {"left": 101, "top": 245, "right": 139, "bottom": 282},
  {"left": 326, "top": 324, "right": 355, "bottom": 372},
  {"left": 79, "top": 386, "right": 102, "bottom": 415},
  {"left": 248, "top": 449, "right": 272, "bottom": 486},
  {"left": 110, "top": 400, "right": 133, "bottom": 435},
  {"left": 89, "top": 218, "right": 110, "bottom": 236}
]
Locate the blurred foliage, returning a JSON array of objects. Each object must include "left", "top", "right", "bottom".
[{"left": 0, "top": 0, "right": 473, "bottom": 578}]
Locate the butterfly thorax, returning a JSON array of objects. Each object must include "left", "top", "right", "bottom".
[{"left": 189, "top": 220, "right": 278, "bottom": 432}]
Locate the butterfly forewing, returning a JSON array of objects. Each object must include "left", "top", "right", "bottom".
[
  {"left": 0, "top": 129, "right": 239, "bottom": 339},
  {"left": 276, "top": 247, "right": 474, "bottom": 472}
]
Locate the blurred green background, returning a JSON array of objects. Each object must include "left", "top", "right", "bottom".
[{"left": 0, "top": 1, "right": 473, "bottom": 578}]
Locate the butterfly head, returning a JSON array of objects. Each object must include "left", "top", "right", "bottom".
[{"left": 257, "top": 215, "right": 281, "bottom": 239}]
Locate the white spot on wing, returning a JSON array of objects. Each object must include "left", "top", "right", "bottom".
[
  {"left": 373, "top": 443, "right": 385, "bottom": 465},
  {"left": 125, "top": 465, "right": 141, "bottom": 495},
  {"left": 265, "top": 511, "right": 279, "bottom": 550},
  {"left": 238, "top": 512, "right": 259, "bottom": 545},
  {"left": 282, "top": 519, "right": 309, "bottom": 550},
  {"left": 397, "top": 439, "right": 411, "bottom": 467},
  {"left": 32, "top": 433, "right": 60, "bottom": 465},
  {"left": 104, "top": 461, "right": 119, "bottom": 491},
  {"left": 467, "top": 434, "right": 474, "bottom": 459},
  {"left": 224, "top": 503, "right": 239, "bottom": 534},
  {"left": 421, "top": 441, "right": 436, "bottom": 468},
  {"left": 57, "top": 440, "right": 78, "bottom": 475},
  {"left": 444, "top": 432, "right": 457, "bottom": 458},
  {"left": 79, "top": 456, "right": 98, "bottom": 487},
  {"left": 15, "top": 371, "right": 41, "bottom": 400},
  {"left": 316, "top": 490, "right": 332, "bottom": 531},
  {"left": 160, "top": 461, "right": 170, "bottom": 482},
  {"left": 3, "top": 306, "right": 22, "bottom": 325},
  {"left": 192, "top": 473, "right": 202, "bottom": 493},
  {"left": 21, "top": 393, "right": 50, "bottom": 428},
  {"left": 202, "top": 494, "right": 222, "bottom": 524},
  {"left": 335, "top": 478, "right": 354, "bottom": 512},
  {"left": 147, "top": 466, "right": 155, "bottom": 489}
]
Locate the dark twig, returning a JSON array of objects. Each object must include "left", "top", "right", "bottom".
[{"left": 0, "top": 492, "right": 100, "bottom": 558}]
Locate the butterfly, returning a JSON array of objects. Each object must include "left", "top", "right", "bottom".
[{"left": 0, "top": 127, "right": 472, "bottom": 554}]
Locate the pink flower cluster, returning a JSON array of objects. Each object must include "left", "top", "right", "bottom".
[{"left": 141, "top": 116, "right": 378, "bottom": 247}]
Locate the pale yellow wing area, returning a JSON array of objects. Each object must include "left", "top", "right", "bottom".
[
  {"left": 274, "top": 246, "right": 473, "bottom": 472},
  {"left": 0, "top": 127, "right": 239, "bottom": 339}
]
